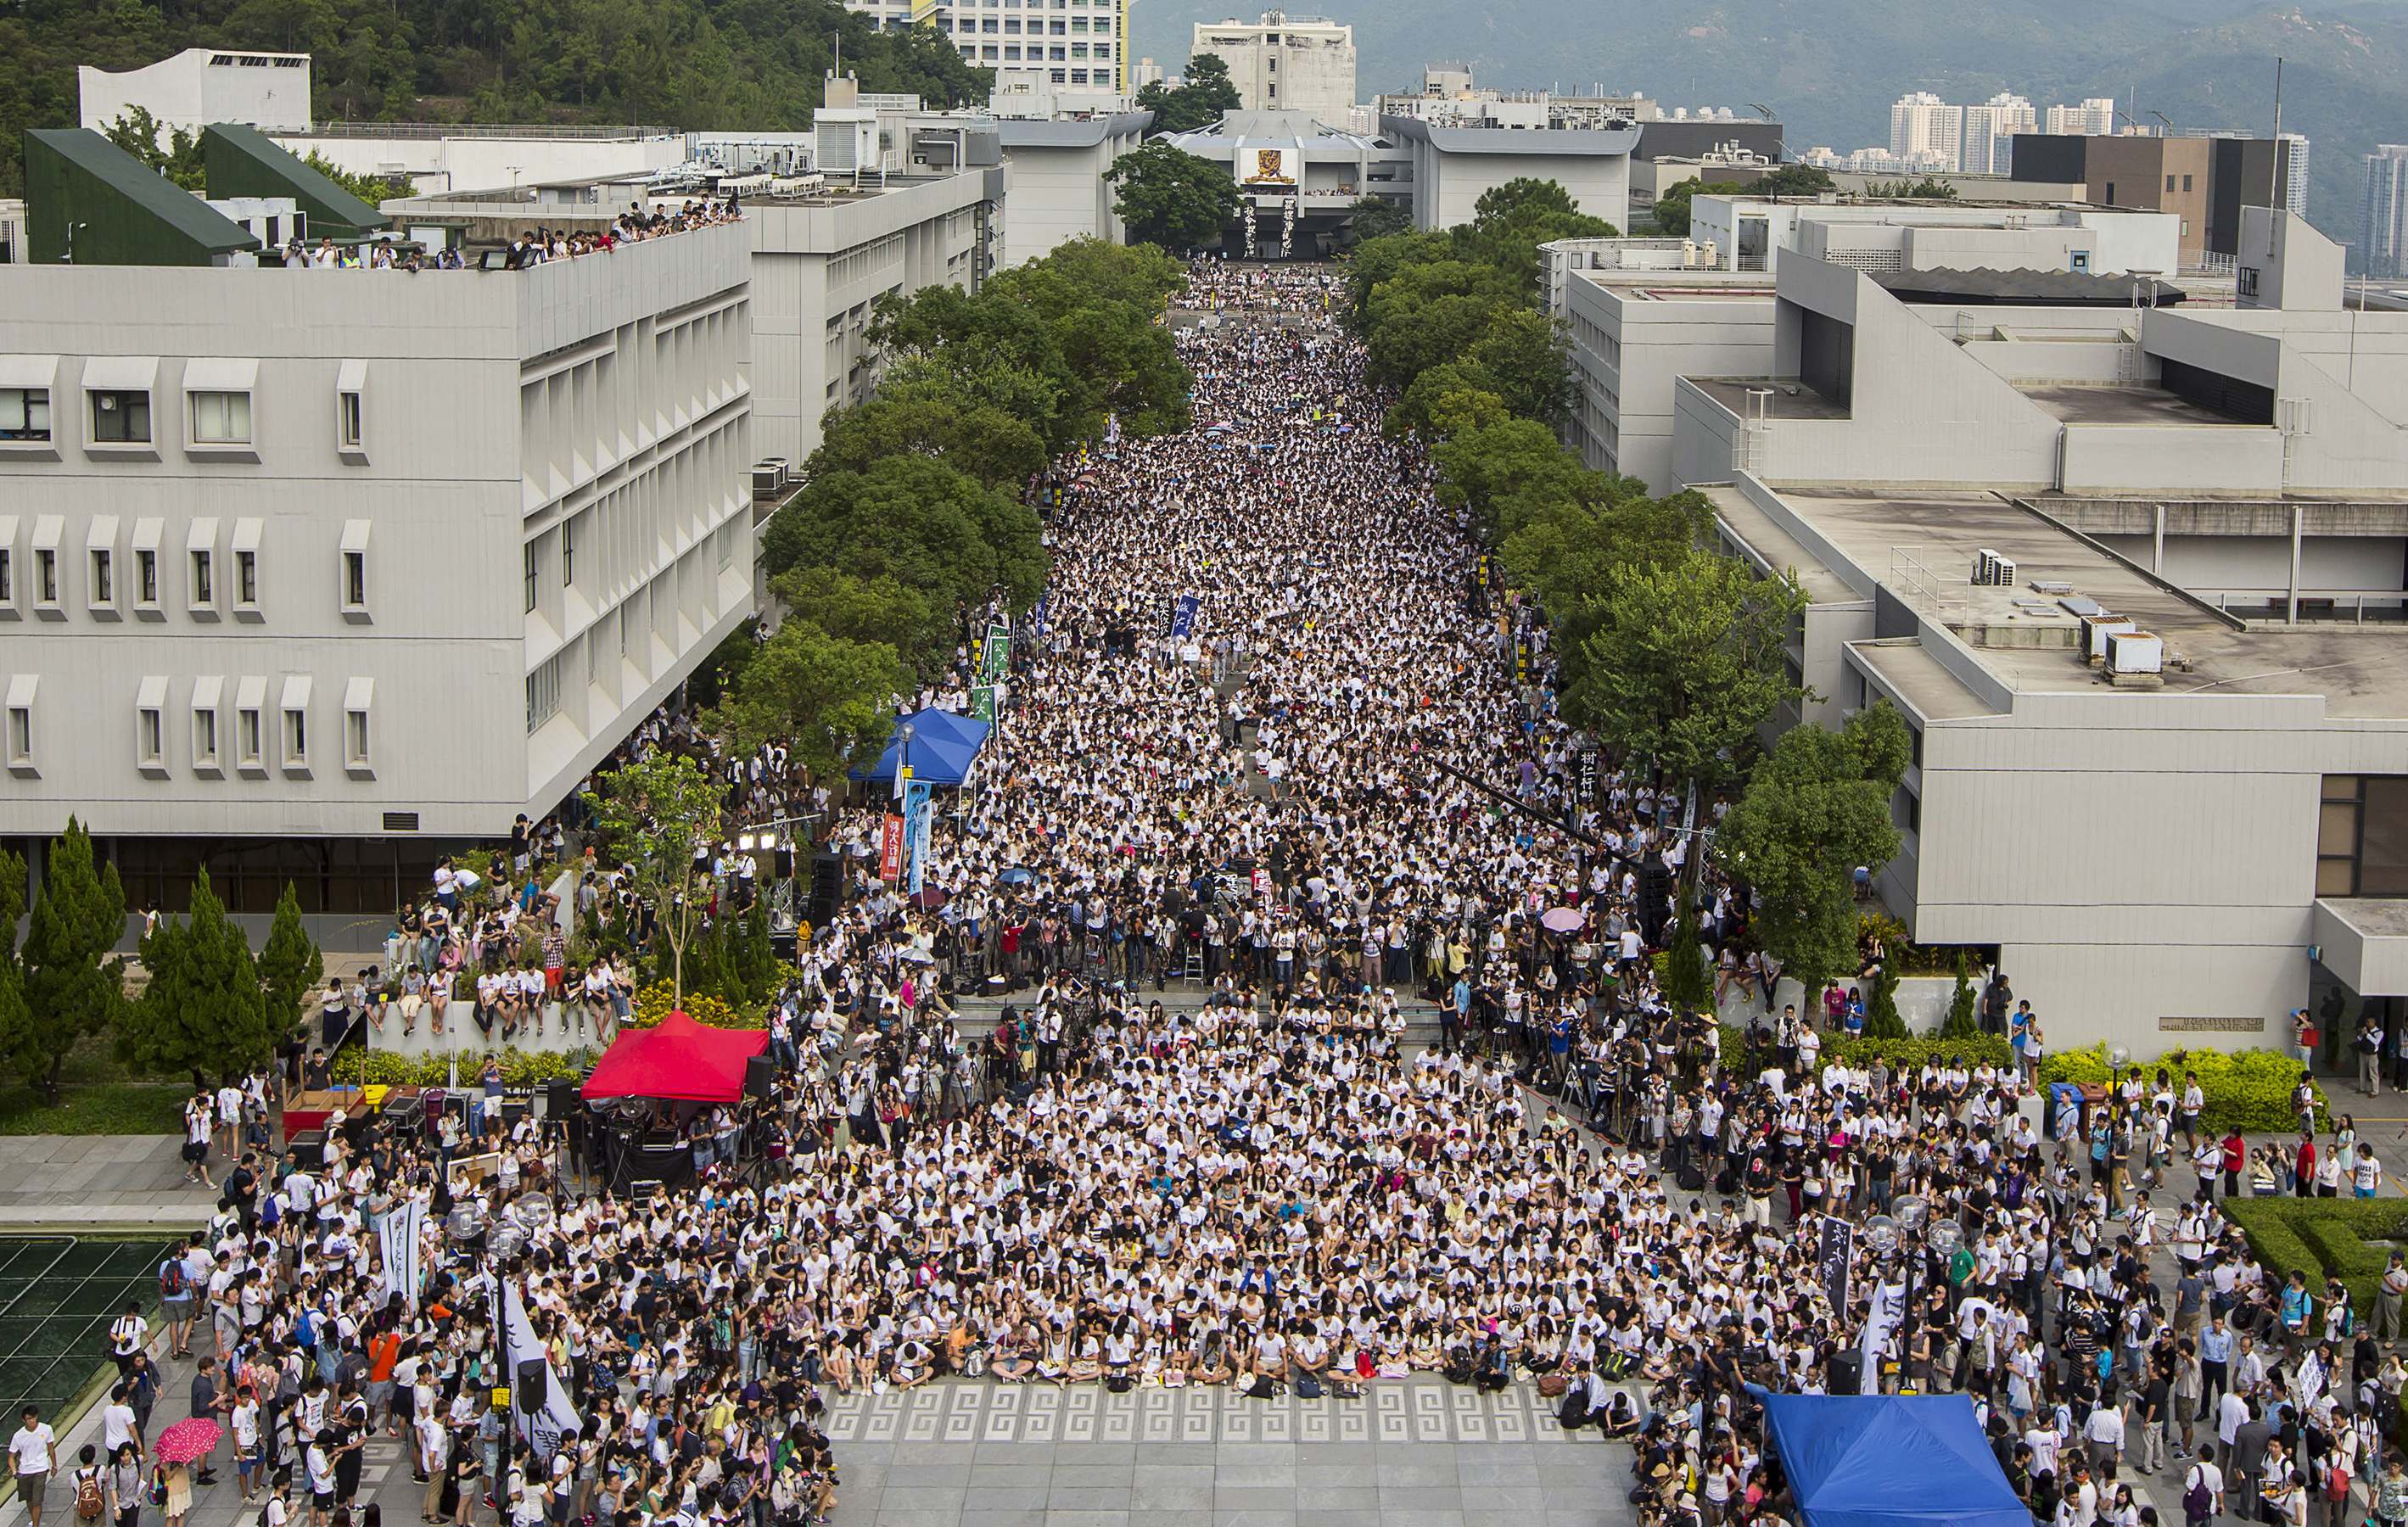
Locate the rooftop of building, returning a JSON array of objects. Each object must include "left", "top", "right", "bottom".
[
  {"left": 2012, "top": 383, "right": 2242, "bottom": 427},
  {"left": 1868, "top": 266, "right": 2187, "bottom": 307},
  {"left": 1706, "top": 483, "right": 2408, "bottom": 719}
]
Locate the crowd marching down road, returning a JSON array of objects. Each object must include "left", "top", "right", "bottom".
[{"left": 19, "top": 262, "right": 2408, "bottom": 1527}]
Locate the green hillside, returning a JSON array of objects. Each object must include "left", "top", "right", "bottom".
[{"left": 0, "top": 0, "right": 991, "bottom": 199}]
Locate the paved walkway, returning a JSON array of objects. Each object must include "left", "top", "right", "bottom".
[
  {"left": 815, "top": 1378, "right": 1634, "bottom": 1526},
  {"left": 0, "top": 1135, "right": 205, "bottom": 1229}
]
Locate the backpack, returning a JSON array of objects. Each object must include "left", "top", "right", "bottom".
[
  {"left": 160, "top": 1260, "right": 189, "bottom": 1300},
  {"left": 73, "top": 1468, "right": 102, "bottom": 1522},
  {"left": 2182, "top": 1468, "right": 2213, "bottom": 1518}
]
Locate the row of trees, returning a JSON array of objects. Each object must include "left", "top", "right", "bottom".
[
  {"left": 1352, "top": 176, "right": 1909, "bottom": 1011},
  {"left": 0, "top": 823, "right": 322, "bottom": 1100},
  {"left": 731, "top": 238, "right": 1187, "bottom": 781}
]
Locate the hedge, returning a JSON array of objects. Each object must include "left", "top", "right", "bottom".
[
  {"left": 352, "top": 1047, "right": 598, "bottom": 1088},
  {"left": 1719, "top": 1025, "right": 2012, "bottom": 1077},
  {"left": 2220, "top": 1195, "right": 2408, "bottom": 1317},
  {"left": 2036, "top": 1043, "right": 2326, "bottom": 1133}
]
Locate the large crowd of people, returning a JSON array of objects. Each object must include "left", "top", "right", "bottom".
[{"left": 30, "top": 260, "right": 2408, "bottom": 1527}]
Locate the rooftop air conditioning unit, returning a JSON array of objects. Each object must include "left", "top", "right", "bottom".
[
  {"left": 2080, "top": 613, "right": 2136, "bottom": 663},
  {"left": 1972, "top": 549, "right": 2017, "bottom": 586},
  {"left": 2104, "top": 629, "right": 2164, "bottom": 675},
  {"left": 763, "top": 456, "right": 791, "bottom": 487},
  {"left": 752, "top": 463, "right": 782, "bottom": 499}
]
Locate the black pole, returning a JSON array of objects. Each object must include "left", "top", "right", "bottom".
[
  {"left": 492, "top": 1261, "right": 512, "bottom": 1509},
  {"left": 1420, "top": 757, "right": 1611, "bottom": 851}
]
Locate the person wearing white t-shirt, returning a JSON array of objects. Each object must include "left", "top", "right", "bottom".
[{"left": 9, "top": 1407, "right": 56, "bottom": 1527}]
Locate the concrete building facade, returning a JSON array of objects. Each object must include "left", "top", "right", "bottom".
[
  {"left": 79, "top": 48, "right": 312, "bottom": 142},
  {"left": 1646, "top": 210, "right": 2408, "bottom": 1049},
  {"left": 1190, "top": 12, "right": 1356, "bottom": 121},
  {"left": 0, "top": 225, "right": 756, "bottom": 917},
  {"left": 993, "top": 114, "right": 1150, "bottom": 264},
  {"left": 1380, "top": 113, "right": 1637, "bottom": 233}
]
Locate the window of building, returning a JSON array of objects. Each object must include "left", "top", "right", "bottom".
[
  {"left": 137, "top": 699, "right": 165, "bottom": 772},
  {"left": 2165, "top": 173, "right": 2176, "bottom": 193},
  {"left": 88, "top": 389, "right": 151, "bottom": 444},
  {"left": 192, "top": 677, "right": 221, "bottom": 773},
  {"left": 343, "top": 678, "right": 373, "bottom": 775},
  {"left": 4, "top": 677, "right": 31, "bottom": 772},
  {"left": 188, "top": 390, "right": 252, "bottom": 445},
  {"left": 2319, "top": 775, "right": 2408, "bottom": 895},
  {"left": 0, "top": 389, "right": 48, "bottom": 443},
  {"left": 524, "top": 542, "right": 539, "bottom": 612},
  {"left": 562, "top": 514, "right": 579, "bottom": 589},
  {"left": 33, "top": 549, "right": 56, "bottom": 607},
  {"left": 136, "top": 549, "right": 157, "bottom": 608},
  {"left": 0, "top": 548, "right": 12, "bottom": 605},
  {"left": 89, "top": 547, "right": 111, "bottom": 606},
  {"left": 339, "top": 390, "right": 363, "bottom": 450},
  {"left": 236, "top": 550, "right": 258, "bottom": 607},
  {"left": 2182, "top": 173, "right": 2193, "bottom": 192},
  {"left": 337, "top": 360, "right": 368, "bottom": 456},
  {"left": 236, "top": 679, "right": 265, "bottom": 772},
  {"left": 191, "top": 549, "right": 213, "bottom": 605},
  {"left": 525, "top": 658, "right": 562, "bottom": 733},
  {"left": 280, "top": 676, "right": 311, "bottom": 773},
  {"left": 343, "top": 551, "right": 366, "bottom": 609}
]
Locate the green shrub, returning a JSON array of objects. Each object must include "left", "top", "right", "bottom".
[
  {"left": 1718, "top": 1023, "right": 2012, "bottom": 1077},
  {"left": 2221, "top": 1196, "right": 2408, "bottom": 1316},
  {"left": 353, "top": 1046, "right": 599, "bottom": 1089},
  {"left": 2036, "top": 1044, "right": 2325, "bottom": 1133},
  {"left": 1862, "top": 962, "right": 1908, "bottom": 1040},
  {"left": 1939, "top": 955, "right": 1980, "bottom": 1040}
]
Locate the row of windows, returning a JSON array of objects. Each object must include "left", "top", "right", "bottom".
[
  {"left": 0, "top": 520, "right": 372, "bottom": 622},
  {"left": 962, "top": 51, "right": 1104, "bottom": 76},
  {"left": 0, "top": 374, "right": 367, "bottom": 456},
  {"left": 3, "top": 674, "right": 372, "bottom": 779},
  {"left": 956, "top": 15, "right": 1083, "bottom": 31}
]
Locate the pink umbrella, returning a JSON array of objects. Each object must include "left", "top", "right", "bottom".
[
  {"left": 1539, "top": 906, "right": 1585, "bottom": 935},
  {"left": 153, "top": 1418, "right": 221, "bottom": 1466}
]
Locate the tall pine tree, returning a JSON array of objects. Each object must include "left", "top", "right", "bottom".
[
  {"left": 258, "top": 883, "right": 324, "bottom": 1053},
  {"left": 14, "top": 820, "right": 128, "bottom": 1101},
  {"left": 132, "top": 870, "right": 273, "bottom": 1077}
]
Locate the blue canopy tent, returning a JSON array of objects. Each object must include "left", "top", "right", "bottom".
[
  {"left": 852, "top": 707, "right": 993, "bottom": 788},
  {"left": 1752, "top": 1391, "right": 2027, "bottom": 1527}
]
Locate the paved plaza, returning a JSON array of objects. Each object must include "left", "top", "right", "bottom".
[{"left": 815, "top": 1378, "right": 1634, "bottom": 1526}]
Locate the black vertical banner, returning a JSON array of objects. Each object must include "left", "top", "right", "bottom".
[{"left": 1819, "top": 1215, "right": 1854, "bottom": 1315}]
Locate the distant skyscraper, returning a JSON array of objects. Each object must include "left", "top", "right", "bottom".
[
  {"left": 1963, "top": 92, "right": 2036, "bottom": 176},
  {"left": 2364, "top": 145, "right": 2408, "bottom": 277},
  {"left": 2045, "top": 97, "right": 2118, "bottom": 137},
  {"left": 2282, "top": 132, "right": 2310, "bottom": 218},
  {"left": 1890, "top": 91, "right": 1965, "bottom": 172}
]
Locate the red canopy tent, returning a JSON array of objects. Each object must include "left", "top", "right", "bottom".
[{"left": 580, "top": 1011, "right": 769, "bottom": 1105}]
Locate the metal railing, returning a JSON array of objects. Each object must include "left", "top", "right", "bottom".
[{"left": 302, "top": 121, "right": 680, "bottom": 141}]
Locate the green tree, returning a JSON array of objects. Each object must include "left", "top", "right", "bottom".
[
  {"left": 13, "top": 821, "right": 129, "bottom": 1101},
  {"left": 1716, "top": 703, "right": 1911, "bottom": 1017},
  {"left": 1135, "top": 52, "right": 1242, "bottom": 136},
  {"left": 1348, "top": 195, "right": 1410, "bottom": 242},
  {"left": 1648, "top": 178, "right": 1745, "bottom": 238},
  {"left": 102, "top": 109, "right": 205, "bottom": 191},
  {"left": 584, "top": 753, "right": 723, "bottom": 1003},
  {"left": 257, "top": 882, "right": 324, "bottom": 1050},
  {"left": 1659, "top": 900, "right": 1713, "bottom": 1017},
  {"left": 1498, "top": 485, "right": 1710, "bottom": 666},
  {"left": 1451, "top": 176, "right": 1617, "bottom": 297},
  {"left": 773, "top": 564, "right": 949, "bottom": 680},
  {"left": 129, "top": 870, "right": 276, "bottom": 1076},
  {"left": 810, "top": 393, "right": 1046, "bottom": 491},
  {"left": 1105, "top": 140, "right": 1240, "bottom": 253},
  {"left": 1862, "top": 959, "right": 1908, "bottom": 1039},
  {"left": 1430, "top": 415, "right": 1590, "bottom": 534},
  {"left": 1757, "top": 163, "right": 1840, "bottom": 197},
  {"left": 761, "top": 456, "right": 1044, "bottom": 612},
  {"left": 1571, "top": 549, "right": 1810, "bottom": 804},
  {"left": 711, "top": 618, "right": 910, "bottom": 780},
  {"left": 0, "top": 851, "right": 29, "bottom": 1093},
  {"left": 298, "top": 149, "right": 414, "bottom": 205},
  {"left": 1940, "top": 952, "right": 1981, "bottom": 1038}
]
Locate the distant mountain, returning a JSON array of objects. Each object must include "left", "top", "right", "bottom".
[{"left": 1134, "top": 0, "right": 2408, "bottom": 249}]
